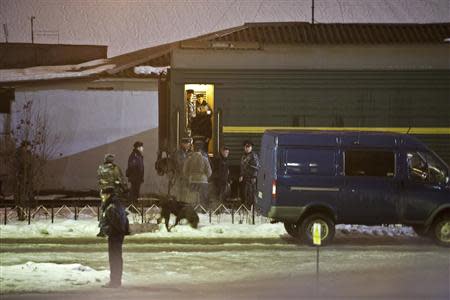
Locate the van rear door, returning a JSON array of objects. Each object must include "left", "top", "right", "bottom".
[
  {"left": 276, "top": 147, "right": 339, "bottom": 211},
  {"left": 256, "top": 133, "right": 277, "bottom": 216}
]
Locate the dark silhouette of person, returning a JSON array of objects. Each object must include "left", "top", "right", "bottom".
[{"left": 126, "top": 141, "right": 144, "bottom": 206}]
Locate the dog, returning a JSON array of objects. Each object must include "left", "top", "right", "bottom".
[{"left": 157, "top": 196, "right": 199, "bottom": 232}]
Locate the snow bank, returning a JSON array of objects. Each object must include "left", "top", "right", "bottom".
[
  {"left": 0, "top": 215, "right": 416, "bottom": 239},
  {"left": 0, "top": 219, "right": 99, "bottom": 238},
  {"left": 0, "top": 262, "right": 109, "bottom": 293}
]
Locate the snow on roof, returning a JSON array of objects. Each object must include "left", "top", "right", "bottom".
[
  {"left": 0, "top": 62, "right": 116, "bottom": 83},
  {"left": 134, "top": 66, "right": 169, "bottom": 75},
  {"left": 0, "top": 43, "right": 174, "bottom": 84}
]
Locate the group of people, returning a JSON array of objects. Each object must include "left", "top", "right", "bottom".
[
  {"left": 171, "top": 137, "right": 260, "bottom": 210},
  {"left": 96, "top": 141, "right": 145, "bottom": 288},
  {"left": 185, "top": 89, "right": 213, "bottom": 149},
  {"left": 95, "top": 137, "right": 260, "bottom": 289}
]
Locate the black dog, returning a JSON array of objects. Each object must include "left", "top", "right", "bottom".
[{"left": 157, "top": 197, "right": 199, "bottom": 232}]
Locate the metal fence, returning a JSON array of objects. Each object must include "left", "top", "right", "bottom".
[{"left": 0, "top": 197, "right": 268, "bottom": 225}]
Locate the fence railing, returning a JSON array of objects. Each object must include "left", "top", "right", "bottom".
[{"left": 0, "top": 197, "right": 267, "bottom": 225}]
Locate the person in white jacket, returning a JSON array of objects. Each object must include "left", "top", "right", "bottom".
[{"left": 183, "top": 140, "right": 212, "bottom": 209}]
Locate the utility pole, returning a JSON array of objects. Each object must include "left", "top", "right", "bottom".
[
  {"left": 311, "top": 0, "right": 315, "bottom": 24},
  {"left": 2, "top": 24, "right": 8, "bottom": 43},
  {"left": 31, "top": 16, "right": 35, "bottom": 43}
]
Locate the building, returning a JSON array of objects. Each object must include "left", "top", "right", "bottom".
[
  {"left": 157, "top": 22, "right": 450, "bottom": 167},
  {"left": 0, "top": 43, "right": 168, "bottom": 194},
  {"left": 1, "top": 22, "right": 449, "bottom": 193}
]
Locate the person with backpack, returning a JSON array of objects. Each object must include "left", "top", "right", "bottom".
[
  {"left": 97, "top": 153, "right": 127, "bottom": 237},
  {"left": 99, "top": 191, "right": 130, "bottom": 288}
]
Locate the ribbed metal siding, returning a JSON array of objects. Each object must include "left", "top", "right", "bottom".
[
  {"left": 211, "top": 23, "right": 450, "bottom": 45},
  {"left": 172, "top": 69, "right": 450, "bottom": 164}
]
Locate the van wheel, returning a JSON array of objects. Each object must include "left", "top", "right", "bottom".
[
  {"left": 431, "top": 214, "right": 450, "bottom": 247},
  {"left": 300, "top": 214, "right": 335, "bottom": 246},
  {"left": 284, "top": 222, "right": 299, "bottom": 238}
]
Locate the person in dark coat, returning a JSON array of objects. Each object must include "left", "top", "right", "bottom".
[
  {"left": 99, "top": 192, "right": 130, "bottom": 288},
  {"left": 239, "top": 140, "right": 260, "bottom": 208},
  {"left": 211, "top": 146, "right": 230, "bottom": 203},
  {"left": 126, "top": 141, "right": 144, "bottom": 206}
]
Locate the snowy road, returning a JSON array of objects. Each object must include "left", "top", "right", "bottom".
[{"left": 2, "top": 233, "right": 449, "bottom": 300}]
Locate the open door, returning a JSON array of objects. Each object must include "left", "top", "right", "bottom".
[{"left": 184, "top": 84, "right": 215, "bottom": 155}]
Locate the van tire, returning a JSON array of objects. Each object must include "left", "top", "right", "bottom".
[
  {"left": 299, "top": 213, "right": 335, "bottom": 246},
  {"left": 284, "top": 222, "right": 299, "bottom": 238},
  {"left": 431, "top": 214, "right": 450, "bottom": 247}
]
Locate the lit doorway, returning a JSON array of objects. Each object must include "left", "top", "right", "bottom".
[{"left": 184, "top": 84, "right": 215, "bottom": 155}]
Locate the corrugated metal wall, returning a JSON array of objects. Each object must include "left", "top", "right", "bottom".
[{"left": 171, "top": 69, "right": 450, "bottom": 165}]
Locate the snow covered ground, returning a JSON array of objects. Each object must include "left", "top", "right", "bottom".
[
  {"left": 0, "top": 214, "right": 416, "bottom": 239},
  {"left": 1, "top": 262, "right": 109, "bottom": 293},
  {"left": 1, "top": 215, "right": 426, "bottom": 294}
]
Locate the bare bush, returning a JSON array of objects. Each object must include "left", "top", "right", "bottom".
[{"left": 0, "top": 100, "right": 61, "bottom": 220}]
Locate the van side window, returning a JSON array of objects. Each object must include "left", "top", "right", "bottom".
[
  {"left": 344, "top": 150, "right": 395, "bottom": 177},
  {"left": 408, "top": 152, "right": 448, "bottom": 185},
  {"left": 284, "top": 149, "right": 335, "bottom": 176}
]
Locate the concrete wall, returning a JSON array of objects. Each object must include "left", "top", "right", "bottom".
[
  {"left": 172, "top": 45, "right": 450, "bottom": 70},
  {"left": 11, "top": 79, "right": 167, "bottom": 194}
]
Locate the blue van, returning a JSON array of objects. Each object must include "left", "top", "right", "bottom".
[{"left": 256, "top": 130, "right": 450, "bottom": 246}]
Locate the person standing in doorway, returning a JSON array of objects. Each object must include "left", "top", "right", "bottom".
[
  {"left": 239, "top": 140, "right": 260, "bottom": 208},
  {"left": 126, "top": 141, "right": 144, "bottom": 206},
  {"left": 186, "top": 89, "right": 196, "bottom": 135},
  {"left": 191, "top": 93, "right": 213, "bottom": 150}
]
